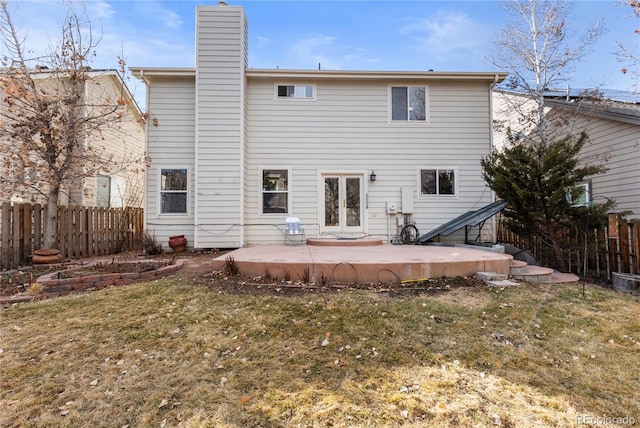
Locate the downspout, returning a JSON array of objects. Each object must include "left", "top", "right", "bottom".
[
  {"left": 488, "top": 74, "right": 500, "bottom": 243},
  {"left": 488, "top": 74, "right": 499, "bottom": 153},
  {"left": 81, "top": 77, "right": 91, "bottom": 207},
  {"left": 140, "top": 69, "right": 151, "bottom": 238}
]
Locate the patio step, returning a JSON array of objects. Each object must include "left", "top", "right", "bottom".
[
  {"left": 477, "top": 258, "right": 579, "bottom": 286},
  {"left": 511, "top": 265, "right": 554, "bottom": 283},
  {"left": 475, "top": 271, "right": 508, "bottom": 281},
  {"left": 487, "top": 279, "right": 521, "bottom": 287},
  {"left": 513, "top": 266, "right": 580, "bottom": 284},
  {"left": 509, "top": 259, "right": 528, "bottom": 275}
]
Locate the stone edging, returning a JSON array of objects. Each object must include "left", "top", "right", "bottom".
[{"left": 1, "top": 259, "right": 185, "bottom": 305}]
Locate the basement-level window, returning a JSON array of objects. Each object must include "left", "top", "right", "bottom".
[
  {"left": 262, "top": 169, "right": 289, "bottom": 214},
  {"left": 276, "top": 84, "right": 314, "bottom": 99},
  {"left": 420, "top": 169, "right": 456, "bottom": 196},
  {"left": 160, "top": 168, "right": 188, "bottom": 214}
]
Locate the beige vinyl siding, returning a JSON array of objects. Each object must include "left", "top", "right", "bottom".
[
  {"left": 194, "top": 5, "right": 247, "bottom": 248},
  {"left": 0, "top": 73, "right": 144, "bottom": 207},
  {"left": 568, "top": 113, "right": 640, "bottom": 216},
  {"left": 74, "top": 74, "right": 145, "bottom": 208},
  {"left": 493, "top": 91, "right": 639, "bottom": 218},
  {"left": 144, "top": 77, "right": 196, "bottom": 247},
  {"left": 244, "top": 78, "right": 494, "bottom": 244}
]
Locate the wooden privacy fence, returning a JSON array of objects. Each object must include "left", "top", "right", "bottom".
[
  {"left": 1, "top": 202, "right": 144, "bottom": 270},
  {"left": 498, "top": 214, "right": 640, "bottom": 280}
]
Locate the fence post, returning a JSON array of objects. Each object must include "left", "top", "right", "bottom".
[
  {"left": 607, "top": 214, "right": 620, "bottom": 278},
  {"left": 631, "top": 220, "right": 640, "bottom": 275},
  {"left": 1, "top": 202, "right": 11, "bottom": 269},
  {"left": 33, "top": 204, "right": 42, "bottom": 251},
  {"left": 12, "top": 203, "right": 21, "bottom": 267},
  {"left": 22, "top": 203, "right": 32, "bottom": 264},
  {"left": 619, "top": 218, "right": 631, "bottom": 274}
]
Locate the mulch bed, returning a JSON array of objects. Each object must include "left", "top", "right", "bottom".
[
  {"left": 1, "top": 251, "right": 488, "bottom": 304},
  {"left": 0, "top": 255, "right": 187, "bottom": 304}
]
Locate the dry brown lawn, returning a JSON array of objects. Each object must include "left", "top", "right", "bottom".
[{"left": 1, "top": 268, "right": 639, "bottom": 427}]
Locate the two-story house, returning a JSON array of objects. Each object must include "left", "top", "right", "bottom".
[{"left": 131, "top": 3, "right": 507, "bottom": 250}]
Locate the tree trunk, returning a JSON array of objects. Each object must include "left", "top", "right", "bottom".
[
  {"left": 544, "top": 220, "right": 569, "bottom": 272},
  {"left": 551, "top": 238, "right": 569, "bottom": 273},
  {"left": 43, "top": 188, "right": 60, "bottom": 249}
]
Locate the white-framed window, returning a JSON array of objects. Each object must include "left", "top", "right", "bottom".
[
  {"left": 276, "top": 84, "right": 315, "bottom": 99},
  {"left": 96, "top": 175, "right": 111, "bottom": 208},
  {"left": 571, "top": 182, "right": 591, "bottom": 206},
  {"left": 390, "top": 85, "right": 427, "bottom": 121},
  {"left": 110, "top": 176, "right": 126, "bottom": 208},
  {"left": 261, "top": 168, "right": 290, "bottom": 214},
  {"left": 96, "top": 175, "right": 126, "bottom": 208},
  {"left": 160, "top": 168, "right": 188, "bottom": 214},
  {"left": 420, "top": 169, "right": 456, "bottom": 196}
]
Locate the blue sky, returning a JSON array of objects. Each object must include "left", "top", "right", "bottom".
[{"left": 4, "top": 0, "right": 638, "bottom": 104}]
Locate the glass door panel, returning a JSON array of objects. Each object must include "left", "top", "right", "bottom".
[
  {"left": 346, "top": 177, "right": 361, "bottom": 227},
  {"left": 321, "top": 174, "right": 364, "bottom": 234},
  {"left": 324, "top": 177, "right": 339, "bottom": 227}
]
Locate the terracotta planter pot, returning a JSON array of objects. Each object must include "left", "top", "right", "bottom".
[
  {"left": 33, "top": 248, "right": 62, "bottom": 265},
  {"left": 168, "top": 235, "right": 187, "bottom": 253}
]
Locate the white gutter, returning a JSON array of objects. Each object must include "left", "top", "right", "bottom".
[{"left": 129, "top": 67, "right": 509, "bottom": 83}]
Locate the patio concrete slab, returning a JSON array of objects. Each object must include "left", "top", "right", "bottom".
[{"left": 214, "top": 244, "right": 513, "bottom": 284}]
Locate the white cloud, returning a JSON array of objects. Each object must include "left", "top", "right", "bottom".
[
  {"left": 288, "top": 34, "right": 340, "bottom": 69},
  {"left": 256, "top": 36, "right": 271, "bottom": 48},
  {"left": 163, "top": 10, "right": 183, "bottom": 29},
  {"left": 85, "top": 0, "right": 115, "bottom": 19},
  {"left": 285, "top": 34, "right": 379, "bottom": 70},
  {"left": 290, "top": 34, "right": 336, "bottom": 57},
  {"left": 400, "top": 11, "right": 489, "bottom": 62}
]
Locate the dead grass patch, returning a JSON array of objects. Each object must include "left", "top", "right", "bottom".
[{"left": 1, "top": 275, "right": 638, "bottom": 427}]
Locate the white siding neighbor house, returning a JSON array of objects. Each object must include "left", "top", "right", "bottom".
[
  {"left": 131, "top": 3, "right": 507, "bottom": 250},
  {"left": 0, "top": 69, "right": 146, "bottom": 208},
  {"left": 493, "top": 90, "right": 640, "bottom": 218}
]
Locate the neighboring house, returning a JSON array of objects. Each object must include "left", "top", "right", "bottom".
[
  {"left": 493, "top": 89, "right": 640, "bottom": 218},
  {"left": 131, "top": 3, "right": 507, "bottom": 249},
  {"left": 0, "top": 69, "right": 145, "bottom": 208}
]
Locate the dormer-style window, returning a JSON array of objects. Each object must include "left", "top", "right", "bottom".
[{"left": 276, "top": 84, "right": 314, "bottom": 99}]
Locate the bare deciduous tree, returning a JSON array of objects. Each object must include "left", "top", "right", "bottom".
[
  {"left": 488, "top": 0, "right": 606, "bottom": 145},
  {"left": 0, "top": 1, "right": 145, "bottom": 249},
  {"left": 484, "top": 0, "right": 612, "bottom": 272},
  {"left": 616, "top": 0, "right": 639, "bottom": 89}
]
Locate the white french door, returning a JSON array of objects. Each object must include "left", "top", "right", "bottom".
[{"left": 321, "top": 174, "right": 364, "bottom": 234}]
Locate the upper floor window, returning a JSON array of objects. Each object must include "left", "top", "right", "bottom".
[
  {"left": 277, "top": 84, "right": 314, "bottom": 99},
  {"left": 391, "top": 86, "right": 427, "bottom": 121},
  {"left": 420, "top": 169, "right": 455, "bottom": 196},
  {"left": 160, "top": 168, "right": 188, "bottom": 214},
  {"left": 262, "top": 169, "right": 289, "bottom": 214}
]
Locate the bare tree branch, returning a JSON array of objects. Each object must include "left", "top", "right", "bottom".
[
  {"left": 0, "top": 1, "right": 145, "bottom": 249},
  {"left": 488, "top": 0, "right": 606, "bottom": 145}
]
